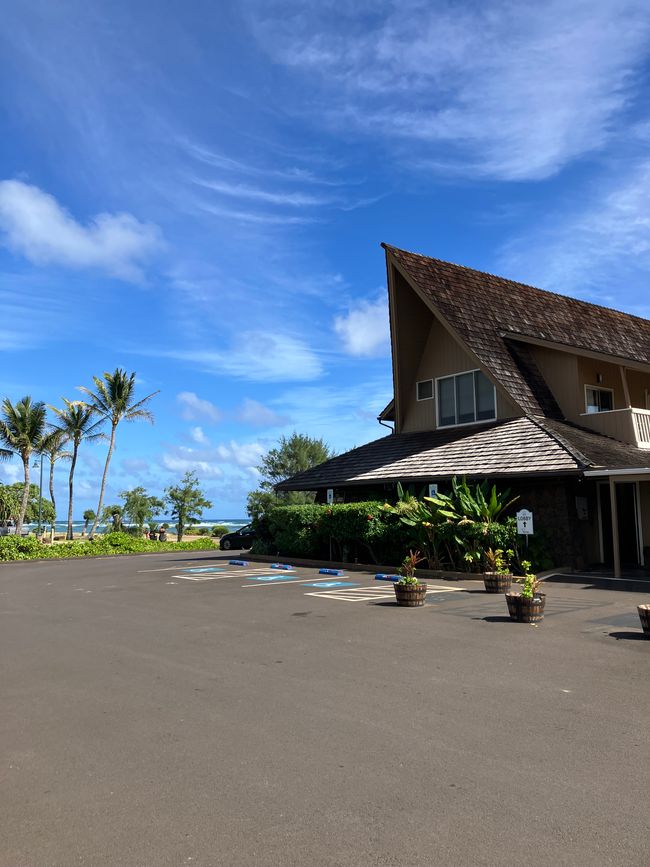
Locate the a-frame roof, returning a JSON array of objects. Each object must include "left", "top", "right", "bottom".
[{"left": 384, "top": 244, "right": 650, "bottom": 416}]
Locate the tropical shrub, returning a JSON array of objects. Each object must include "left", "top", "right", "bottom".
[
  {"left": 211, "top": 525, "right": 230, "bottom": 537},
  {"left": 0, "top": 532, "right": 218, "bottom": 561}
]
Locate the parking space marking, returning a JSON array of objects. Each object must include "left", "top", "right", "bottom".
[
  {"left": 241, "top": 576, "right": 317, "bottom": 588},
  {"left": 302, "top": 581, "right": 358, "bottom": 588},
  {"left": 305, "top": 584, "right": 466, "bottom": 603},
  {"left": 178, "top": 567, "right": 274, "bottom": 582},
  {"left": 246, "top": 575, "right": 302, "bottom": 583}
]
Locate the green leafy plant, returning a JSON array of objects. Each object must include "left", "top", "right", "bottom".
[
  {"left": 484, "top": 547, "right": 514, "bottom": 574},
  {"left": 518, "top": 560, "right": 541, "bottom": 599},
  {"left": 397, "top": 549, "right": 424, "bottom": 585},
  {"left": 0, "top": 533, "right": 218, "bottom": 562},
  {"left": 211, "top": 524, "right": 230, "bottom": 537}
]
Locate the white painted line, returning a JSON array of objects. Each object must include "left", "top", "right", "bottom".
[
  {"left": 177, "top": 574, "right": 229, "bottom": 582},
  {"left": 137, "top": 567, "right": 181, "bottom": 573},
  {"left": 241, "top": 577, "right": 313, "bottom": 588},
  {"left": 304, "top": 592, "right": 386, "bottom": 602}
]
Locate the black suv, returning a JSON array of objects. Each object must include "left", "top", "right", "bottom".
[{"left": 219, "top": 523, "right": 256, "bottom": 551}]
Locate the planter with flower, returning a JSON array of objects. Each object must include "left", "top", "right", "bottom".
[
  {"left": 483, "top": 547, "right": 514, "bottom": 593},
  {"left": 505, "top": 561, "right": 545, "bottom": 623},
  {"left": 637, "top": 604, "right": 650, "bottom": 636},
  {"left": 394, "top": 550, "right": 427, "bottom": 607}
]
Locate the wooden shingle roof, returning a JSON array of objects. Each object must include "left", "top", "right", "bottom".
[
  {"left": 276, "top": 417, "right": 650, "bottom": 491},
  {"left": 384, "top": 244, "right": 650, "bottom": 415}
]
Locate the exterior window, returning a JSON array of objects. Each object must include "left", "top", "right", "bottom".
[
  {"left": 416, "top": 379, "right": 433, "bottom": 401},
  {"left": 437, "top": 370, "right": 496, "bottom": 427},
  {"left": 585, "top": 386, "right": 614, "bottom": 414}
]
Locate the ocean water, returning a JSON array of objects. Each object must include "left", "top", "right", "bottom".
[{"left": 21, "top": 518, "right": 249, "bottom": 534}]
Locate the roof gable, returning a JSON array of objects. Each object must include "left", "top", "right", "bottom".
[{"left": 384, "top": 244, "right": 650, "bottom": 416}]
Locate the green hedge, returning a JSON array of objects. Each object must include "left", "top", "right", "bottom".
[
  {"left": 255, "top": 502, "right": 521, "bottom": 570},
  {"left": 259, "top": 502, "right": 417, "bottom": 565},
  {"left": 0, "top": 532, "right": 218, "bottom": 562}
]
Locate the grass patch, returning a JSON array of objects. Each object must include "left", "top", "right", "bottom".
[{"left": 0, "top": 531, "right": 218, "bottom": 562}]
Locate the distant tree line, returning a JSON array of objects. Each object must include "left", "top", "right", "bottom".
[{"left": 0, "top": 369, "right": 213, "bottom": 542}]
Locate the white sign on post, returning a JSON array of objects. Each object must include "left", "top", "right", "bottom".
[
  {"left": 516, "top": 509, "right": 534, "bottom": 535},
  {"left": 326, "top": 488, "right": 334, "bottom": 505},
  {"left": 428, "top": 483, "right": 438, "bottom": 498}
]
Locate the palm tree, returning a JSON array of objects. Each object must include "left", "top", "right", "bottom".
[
  {"left": 40, "top": 429, "right": 72, "bottom": 540},
  {"left": 79, "top": 370, "right": 158, "bottom": 539},
  {"left": 82, "top": 509, "right": 95, "bottom": 537},
  {"left": 0, "top": 396, "right": 47, "bottom": 535},
  {"left": 50, "top": 400, "right": 105, "bottom": 540}
]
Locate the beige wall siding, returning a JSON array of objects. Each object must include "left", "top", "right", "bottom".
[
  {"left": 392, "top": 271, "right": 436, "bottom": 432},
  {"left": 577, "top": 357, "right": 626, "bottom": 412},
  {"left": 397, "top": 291, "right": 522, "bottom": 433},
  {"left": 529, "top": 346, "right": 579, "bottom": 421},
  {"left": 531, "top": 346, "right": 650, "bottom": 422},
  {"left": 627, "top": 369, "right": 650, "bottom": 408},
  {"left": 402, "top": 317, "right": 475, "bottom": 432}
]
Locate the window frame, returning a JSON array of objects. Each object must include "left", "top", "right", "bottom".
[
  {"left": 435, "top": 369, "right": 497, "bottom": 429},
  {"left": 416, "top": 379, "right": 434, "bottom": 402},
  {"left": 584, "top": 384, "right": 615, "bottom": 414}
]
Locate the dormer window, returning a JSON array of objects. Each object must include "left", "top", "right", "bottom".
[
  {"left": 585, "top": 386, "right": 614, "bottom": 414},
  {"left": 416, "top": 379, "right": 434, "bottom": 401},
  {"left": 437, "top": 370, "right": 496, "bottom": 427}
]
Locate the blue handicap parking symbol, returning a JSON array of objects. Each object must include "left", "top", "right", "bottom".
[
  {"left": 302, "top": 581, "right": 358, "bottom": 588},
  {"left": 183, "top": 567, "right": 225, "bottom": 573},
  {"left": 246, "top": 575, "right": 297, "bottom": 582}
]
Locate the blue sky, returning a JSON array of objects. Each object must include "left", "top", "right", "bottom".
[{"left": 1, "top": 0, "right": 650, "bottom": 518}]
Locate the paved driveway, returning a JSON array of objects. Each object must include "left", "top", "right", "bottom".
[{"left": 1, "top": 551, "right": 649, "bottom": 866}]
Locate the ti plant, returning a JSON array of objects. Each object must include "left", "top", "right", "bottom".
[
  {"left": 398, "top": 549, "right": 425, "bottom": 585},
  {"left": 484, "top": 547, "right": 514, "bottom": 574},
  {"left": 518, "top": 560, "right": 541, "bottom": 599}
]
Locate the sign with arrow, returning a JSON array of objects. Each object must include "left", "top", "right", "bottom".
[{"left": 516, "top": 509, "right": 534, "bottom": 535}]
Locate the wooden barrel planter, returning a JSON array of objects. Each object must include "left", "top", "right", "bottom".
[
  {"left": 505, "top": 592, "right": 546, "bottom": 623},
  {"left": 638, "top": 604, "right": 650, "bottom": 636},
  {"left": 394, "top": 583, "right": 427, "bottom": 607},
  {"left": 483, "top": 572, "right": 513, "bottom": 593}
]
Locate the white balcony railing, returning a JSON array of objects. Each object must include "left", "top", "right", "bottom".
[
  {"left": 580, "top": 407, "right": 650, "bottom": 449},
  {"left": 632, "top": 408, "right": 650, "bottom": 447}
]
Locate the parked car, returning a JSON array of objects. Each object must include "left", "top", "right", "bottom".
[{"left": 219, "top": 524, "right": 256, "bottom": 551}]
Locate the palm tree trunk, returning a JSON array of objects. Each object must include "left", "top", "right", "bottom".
[
  {"left": 66, "top": 443, "right": 78, "bottom": 540},
  {"left": 49, "top": 459, "right": 56, "bottom": 523},
  {"left": 16, "top": 456, "right": 30, "bottom": 536},
  {"left": 89, "top": 423, "right": 116, "bottom": 539},
  {"left": 49, "top": 458, "right": 56, "bottom": 543}
]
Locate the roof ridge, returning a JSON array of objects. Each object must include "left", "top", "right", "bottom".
[
  {"left": 528, "top": 415, "right": 590, "bottom": 468},
  {"left": 382, "top": 242, "right": 650, "bottom": 326}
]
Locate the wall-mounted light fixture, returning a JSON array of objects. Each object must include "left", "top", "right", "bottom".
[{"left": 596, "top": 373, "right": 603, "bottom": 384}]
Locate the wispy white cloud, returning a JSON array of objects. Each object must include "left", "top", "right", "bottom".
[
  {"left": 192, "top": 177, "right": 334, "bottom": 207},
  {"left": 160, "top": 332, "right": 324, "bottom": 383},
  {"left": 181, "top": 139, "right": 348, "bottom": 186},
  {"left": 0, "top": 180, "right": 161, "bottom": 281},
  {"left": 195, "top": 201, "right": 316, "bottom": 225},
  {"left": 249, "top": 0, "right": 650, "bottom": 180},
  {"left": 161, "top": 453, "right": 224, "bottom": 479},
  {"left": 177, "top": 392, "right": 222, "bottom": 423},
  {"left": 334, "top": 295, "right": 390, "bottom": 357},
  {"left": 190, "top": 426, "right": 209, "bottom": 444},
  {"left": 161, "top": 438, "right": 265, "bottom": 478},
  {"left": 498, "top": 159, "right": 650, "bottom": 315},
  {"left": 236, "top": 398, "right": 290, "bottom": 427}
]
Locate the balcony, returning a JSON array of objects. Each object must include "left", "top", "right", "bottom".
[{"left": 579, "top": 407, "right": 650, "bottom": 449}]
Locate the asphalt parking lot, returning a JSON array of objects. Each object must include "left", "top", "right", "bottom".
[{"left": 2, "top": 550, "right": 649, "bottom": 867}]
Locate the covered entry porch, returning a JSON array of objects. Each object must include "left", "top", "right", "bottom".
[{"left": 585, "top": 469, "right": 650, "bottom": 578}]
